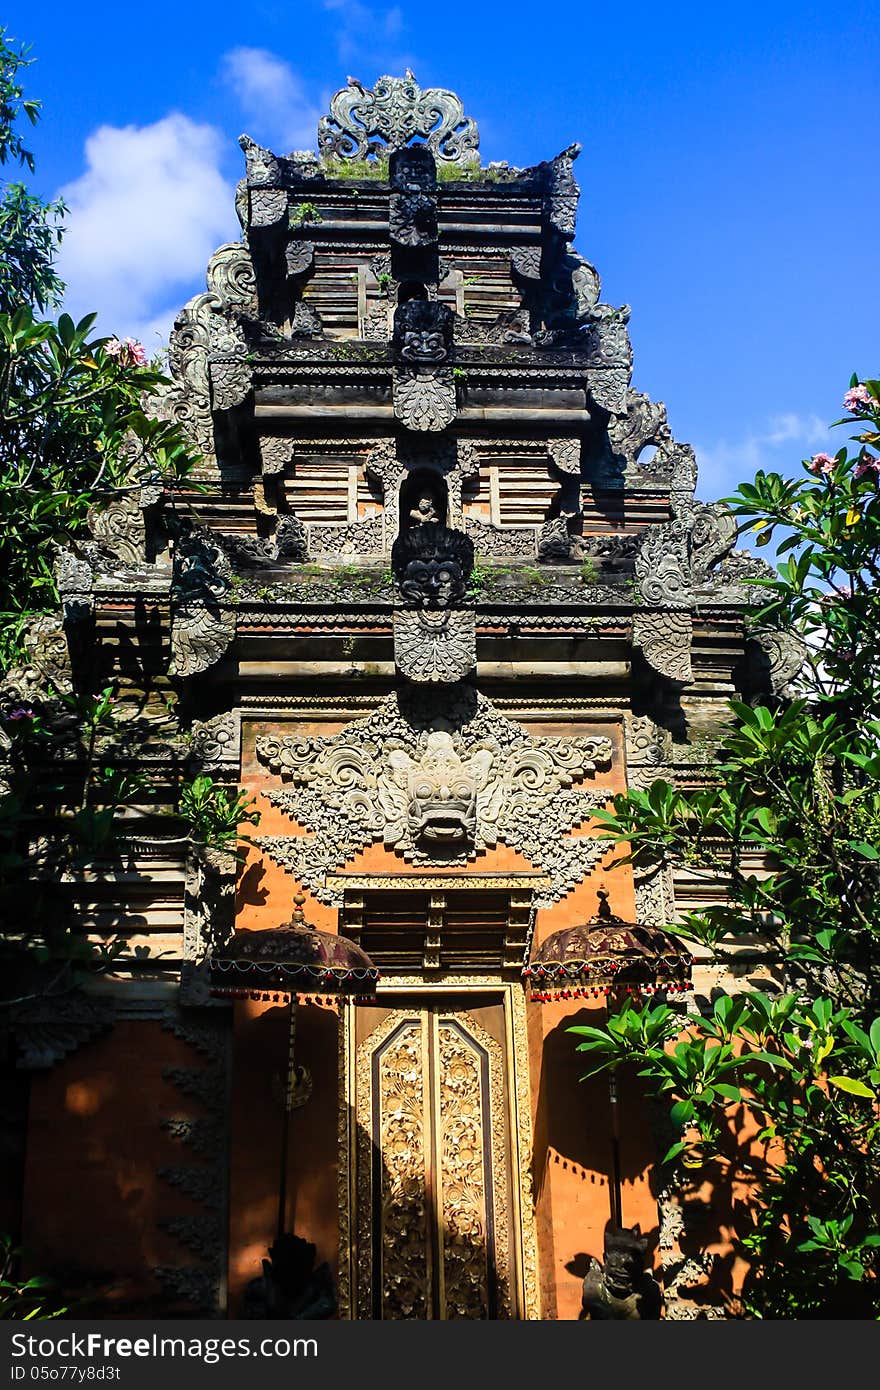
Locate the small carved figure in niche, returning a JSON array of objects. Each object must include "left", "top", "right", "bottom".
[
  {"left": 400, "top": 470, "right": 447, "bottom": 529},
  {"left": 392, "top": 298, "right": 453, "bottom": 363},
  {"left": 243, "top": 1233, "right": 337, "bottom": 1319},
  {"left": 391, "top": 522, "right": 473, "bottom": 609},
  {"left": 581, "top": 1223, "right": 663, "bottom": 1320}
]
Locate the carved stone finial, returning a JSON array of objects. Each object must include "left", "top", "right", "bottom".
[{"left": 318, "top": 73, "right": 479, "bottom": 166}]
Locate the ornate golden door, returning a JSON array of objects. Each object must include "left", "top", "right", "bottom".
[{"left": 350, "top": 999, "right": 519, "bottom": 1319}]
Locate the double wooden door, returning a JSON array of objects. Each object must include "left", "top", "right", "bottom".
[{"left": 350, "top": 998, "right": 518, "bottom": 1319}]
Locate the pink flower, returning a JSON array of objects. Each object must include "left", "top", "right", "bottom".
[
  {"left": 833, "top": 583, "right": 852, "bottom": 599},
  {"left": 103, "top": 336, "right": 147, "bottom": 367},
  {"left": 854, "top": 452, "right": 880, "bottom": 480},
  {"left": 843, "top": 384, "right": 874, "bottom": 413},
  {"left": 7, "top": 706, "right": 34, "bottom": 721},
  {"left": 123, "top": 336, "right": 148, "bottom": 366},
  {"left": 806, "top": 452, "right": 836, "bottom": 475}
]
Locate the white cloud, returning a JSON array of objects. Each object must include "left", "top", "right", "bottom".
[
  {"left": 322, "top": 0, "right": 417, "bottom": 71},
  {"left": 56, "top": 114, "right": 237, "bottom": 345},
  {"left": 221, "top": 47, "right": 323, "bottom": 153},
  {"left": 694, "top": 413, "right": 834, "bottom": 500}
]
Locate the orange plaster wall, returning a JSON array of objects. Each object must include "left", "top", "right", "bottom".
[
  {"left": 21, "top": 1022, "right": 218, "bottom": 1317},
  {"left": 227, "top": 997, "right": 341, "bottom": 1316}
]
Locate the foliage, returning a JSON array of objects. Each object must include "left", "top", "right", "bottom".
[
  {"left": 179, "top": 775, "right": 261, "bottom": 855},
  {"left": 290, "top": 201, "right": 322, "bottom": 226},
  {"left": 0, "top": 1235, "right": 66, "bottom": 1319},
  {"left": 576, "top": 377, "right": 880, "bottom": 1317},
  {"left": 0, "top": 28, "right": 64, "bottom": 314}
]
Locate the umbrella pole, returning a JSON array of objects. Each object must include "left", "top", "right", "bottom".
[
  {"left": 608, "top": 1070, "right": 623, "bottom": 1227},
  {"left": 277, "top": 993, "right": 298, "bottom": 1241}
]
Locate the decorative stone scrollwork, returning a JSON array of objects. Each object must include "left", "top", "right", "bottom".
[
  {"left": 256, "top": 688, "right": 614, "bottom": 903},
  {"left": 88, "top": 494, "right": 147, "bottom": 566},
  {"left": 394, "top": 608, "right": 476, "bottom": 683},
  {"left": 10, "top": 989, "right": 114, "bottom": 1069},
  {"left": 169, "top": 525, "right": 236, "bottom": 678},
  {"left": 209, "top": 357, "right": 252, "bottom": 412},
  {"left": 307, "top": 514, "right": 384, "bottom": 558},
  {"left": 186, "top": 711, "right": 241, "bottom": 773},
  {"left": 151, "top": 243, "right": 257, "bottom": 461},
  {"left": 633, "top": 610, "right": 693, "bottom": 685},
  {"left": 609, "top": 389, "right": 674, "bottom": 471},
  {"left": 635, "top": 519, "right": 691, "bottom": 607},
  {"left": 464, "top": 516, "right": 537, "bottom": 558},
  {"left": 749, "top": 627, "right": 807, "bottom": 694},
  {"left": 290, "top": 300, "right": 324, "bottom": 337},
  {"left": 541, "top": 143, "right": 581, "bottom": 240},
  {"left": 393, "top": 365, "right": 457, "bottom": 432},
  {"left": 285, "top": 240, "right": 314, "bottom": 277},
  {"left": 318, "top": 72, "right": 480, "bottom": 167}
]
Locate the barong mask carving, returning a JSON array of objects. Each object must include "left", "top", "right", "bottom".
[{"left": 256, "top": 690, "right": 614, "bottom": 902}]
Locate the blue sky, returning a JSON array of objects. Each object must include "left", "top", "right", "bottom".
[{"left": 6, "top": 0, "right": 879, "bottom": 500}]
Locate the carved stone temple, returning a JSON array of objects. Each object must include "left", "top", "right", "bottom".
[{"left": 3, "top": 74, "right": 797, "bottom": 1319}]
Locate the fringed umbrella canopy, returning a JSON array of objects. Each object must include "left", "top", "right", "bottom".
[
  {"left": 523, "top": 889, "right": 692, "bottom": 1002},
  {"left": 210, "top": 894, "right": 380, "bottom": 999}
]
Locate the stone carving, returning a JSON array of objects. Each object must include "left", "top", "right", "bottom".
[
  {"left": 259, "top": 435, "right": 295, "bottom": 476},
  {"left": 464, "top": 516, "right": 537, "bottom": 558},
  {"left": 213, "top": 517, "right": 309, "bottom": 569},
  {"left": 540, "top": 143, "right": 581, "bottom": 240},
  {"left": 169, "top": 524, "right": 236, "bottom": 678},
  {"left": 205, "top": 242, "right": 258, "bottom": 318},
  {"left": 151, "top": 243, "right": 257, "bottom": 461},
  {"left": 393, "top": 365, "right": 457, "bottom": 431},
  {"left": 394, "top": 608, "right": 476, "bottom": 683},
  {"left": 289, "top": 300, "right": 324, "bottom": 337},
  {"left": 633, "top": 609, "right": 693, "bottom": 685},
  {"left": 393, "top": 299, "right": 453, "bottom": 363},
  {"left": 186, "top": 712, "right": 241, "bottom": 773},
  {"left": 285, "top": 239, "right": 315, "bottom": 277},
  {"left": 256, "top": 688, "right": 614, "bottom": 902},
  {"left": 88, "top": 494, "right": 147, "bottom": 566},
  {"left": 389, "top": 145, "right": 438, "bottom": 247},
  {"left": 537, "top": 516, "right": 574, "bottom": 561},
  {"left": 635, "top": 519, "right": 691, "bottom": 607},
  {"left": 0, "top": 614, "right": 73, "bottom": 713},
  {"left": 209, "top": 356, "right": 252, "bottom": 412},
  {"left": 749, "top": 627, "right": 807, "bottom": 694},
  {"left": 625, "top": 714, "right": 671, "bottom": 769},
  {"left": 391, "top": 522, "right": 474, "bottom": 608},
  {"left": 307, "top": 514, "right": 384, "bottom": 558},
  {"left": 608, "top": 389, "right": 673, "bottom": 476},
  {"left": 318, "top": 72, "right": 479, "bottom": 167},
  {"left": 580, "top": 303, "right": 633, "bottom": 373},
  {"left": 581, "top": 1224, "right": 663, "bottom": 1320},
  {"left": 10, "top": 989, "right": 114, "bottom": 1069},
  {"left": 547, "top": 437, "right": 582, "bottom": 476}
]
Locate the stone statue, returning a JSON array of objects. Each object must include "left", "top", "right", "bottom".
[
  {"left": 581, "top": 1223, "right": 663, "bottom": 1320},
  {"left": 243, "top": 1233, "right": 337, "bottom": 1319}
]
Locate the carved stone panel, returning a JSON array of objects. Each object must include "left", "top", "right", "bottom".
[
  {"left": 393, "top": 366, "right": 457, "bottom": 432},
  {"left": 394, "top": 608, "right": 476, "bottom": 684},
  {"left": 256, "top": 689, "right": 613, "bottom": 902}
]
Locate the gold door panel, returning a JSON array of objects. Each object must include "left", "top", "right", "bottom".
[{"left": 353, "top": 1002, "right": 514, "bottom": 1319}]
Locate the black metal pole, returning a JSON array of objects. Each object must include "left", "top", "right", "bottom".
[
  {"left": 276, "top": 994, "right": 297, "bottom": 1241},
  {"left": 608, "top": 1069, "right": 623, "bottom": 1227}
]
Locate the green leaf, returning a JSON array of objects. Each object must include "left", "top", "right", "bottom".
[{"left": 828, "top": 1075, "right": 875, "bottom": 1098}]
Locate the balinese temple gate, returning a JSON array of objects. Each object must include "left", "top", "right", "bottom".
[{"left": 5, "top": 74, "right": 796, "bottom": 1320}]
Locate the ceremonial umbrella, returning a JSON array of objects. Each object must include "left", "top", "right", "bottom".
[
  {"left": 523, "top": 888, "right": 691, "bottom": 1225},
  {"left": 210, "top": 893, "right": 379, "bottom": 1239}
]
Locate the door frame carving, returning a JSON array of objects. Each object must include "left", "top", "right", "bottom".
[{"left": 337, "top": 977, "right": 540, "bottom": 1319}]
